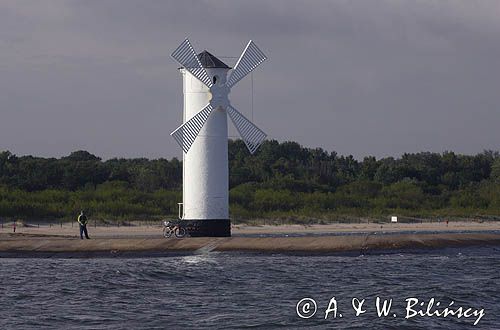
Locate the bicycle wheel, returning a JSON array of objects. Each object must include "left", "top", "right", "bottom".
[
  {"left": 174, "top": 227, "right": 186, "bottom": 238},
  {"left": 163, "top": 227, "right": 173, "bottom": 238}
]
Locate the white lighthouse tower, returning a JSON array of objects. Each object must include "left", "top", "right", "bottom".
[{"left": 170, "top": 39, "right": 267, "bottom": 236}]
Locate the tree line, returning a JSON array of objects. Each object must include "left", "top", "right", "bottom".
[{"left": 0, "top": 140, "right": 499, "bottom": 222}]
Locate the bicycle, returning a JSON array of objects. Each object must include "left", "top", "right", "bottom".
[{"left": 163, "top": 220, "right": 187, "bottom": 238}]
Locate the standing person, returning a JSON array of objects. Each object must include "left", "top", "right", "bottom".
[{"left": 77, "top": 210, "right": 90, "bottom": 239}]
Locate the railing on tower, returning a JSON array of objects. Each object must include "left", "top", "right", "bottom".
[{"left": 177, "top": 203, "right": 183, "bottom": 220}]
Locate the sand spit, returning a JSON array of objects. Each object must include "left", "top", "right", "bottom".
[
  {"left": 2, "top": 220, "right": 500, "bottom": 238},
  {"left": 0, "top": 232, "right": 499, "bottom": 258}
]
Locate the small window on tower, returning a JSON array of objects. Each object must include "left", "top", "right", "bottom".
[{"left": 213, "top": 75, "right": 219, "bottom": 84}]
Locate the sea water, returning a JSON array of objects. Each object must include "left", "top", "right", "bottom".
[{"left": 0, "top": 247, "right": 498, "bottom": 329}]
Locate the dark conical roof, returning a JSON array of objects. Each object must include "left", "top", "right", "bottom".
[{"left": 197, "top": 51, "right": 231, "bottom": 69}]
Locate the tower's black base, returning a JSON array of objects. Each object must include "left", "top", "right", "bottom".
[{"left": 180, "top": 219, "right": 231, "bottom": 237}]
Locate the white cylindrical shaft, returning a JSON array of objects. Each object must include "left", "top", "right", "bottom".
[{"left": 182, "top": 68, "right": 229, "bottom": 220}]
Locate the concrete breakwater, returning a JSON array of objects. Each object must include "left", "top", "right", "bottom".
[{"left": 1, "top": 232, "right": 500, "bottom": 257}]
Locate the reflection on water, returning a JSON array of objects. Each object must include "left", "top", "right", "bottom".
[
  {"left": 182, "top": 253, "right": 220, "bottom": 265},
  {"left": 0, "top": 247, "right": 499, "bottom": 329}
]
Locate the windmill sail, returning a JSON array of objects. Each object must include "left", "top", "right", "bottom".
[
  {"left": 227, "top": 105, "right": 267, "bottom": 154},
  {"left": 171, "top": 103, "right": 214, "bottom": 153},
  {"left": 171, "top": 39, "right": 267, "bottom": 155},
  {"left": 171, "top": 39, "right": 213, "bottom": 88},
  {"left": 226, "top": 40, "right": 267, "bottom": 88}
]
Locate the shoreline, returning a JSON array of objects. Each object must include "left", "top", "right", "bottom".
[
  {"left": 2, "top": 220, "right": 500, "bottom": 237},
  {"left": 1, "top": 231, "right": 499, "bottom": 258}
]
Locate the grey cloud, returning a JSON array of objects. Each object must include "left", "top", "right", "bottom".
[{"left": 0, "top": 0, "right": 499, "bottom": 159}]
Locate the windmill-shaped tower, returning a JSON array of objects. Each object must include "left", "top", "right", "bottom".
[{"left": 170, "top": 39, "right": 267, "bottom": 237}]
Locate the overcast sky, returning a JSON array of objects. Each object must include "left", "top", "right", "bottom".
[{"left": 1, "top": 1, "right": 499, "bottom": 160}]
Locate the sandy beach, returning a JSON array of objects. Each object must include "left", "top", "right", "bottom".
[
  {"left": 0, "top": 221, "right": 499, "bottom": 257},
  {"left": 1, "top": 220, "right": 499, "bottom": 238}
]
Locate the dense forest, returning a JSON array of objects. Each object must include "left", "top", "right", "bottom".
[{"left": 0, "top": 140, "right": 499, "bottom": 223}]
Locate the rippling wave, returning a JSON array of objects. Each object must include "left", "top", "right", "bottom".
[{"left": 0, "top": 247, "right": 498, "bottom": 329}]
